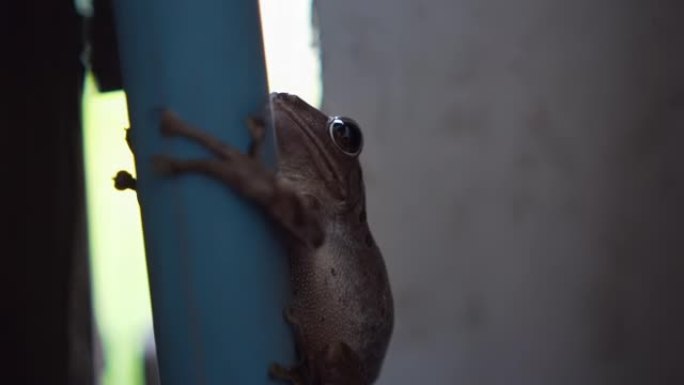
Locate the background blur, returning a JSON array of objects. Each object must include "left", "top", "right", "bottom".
[
  {"left": 15, "top": 1, "right": 684, "bottom": 384},
  {"left": 316, "top": 1, "right": 684, "bottom": 384}
]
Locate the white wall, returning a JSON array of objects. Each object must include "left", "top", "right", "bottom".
[{"left": 315, "top": 1, "right": 684, "bottom": 384}]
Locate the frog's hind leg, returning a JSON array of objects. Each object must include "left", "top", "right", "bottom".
[
  {"left": 155, "top": 110, "right": 276, "bottom": 198},
  {"left": 317, "top": 342, "right": 367, "bottom": 385}
]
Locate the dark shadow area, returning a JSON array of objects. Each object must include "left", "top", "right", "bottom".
[{"left": 8, "top": 1, "right": 90, "bottom": 384}]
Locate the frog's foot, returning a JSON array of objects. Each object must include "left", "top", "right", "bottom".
[
  {"left": 269, "top": 362, "right": 305, "bottom": 385},
  {"left": 113, "top": 170, "right": 137, "bottom": 191}
]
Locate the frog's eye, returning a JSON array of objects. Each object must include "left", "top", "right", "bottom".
[{"left": 328, "top": 116, "right": 363, "bottom": 156}]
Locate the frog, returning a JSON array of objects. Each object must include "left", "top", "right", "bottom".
[{"left": 117, "top": 92, "right": 393, "bottom": 384}]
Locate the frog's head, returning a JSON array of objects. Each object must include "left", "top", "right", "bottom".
[{"left": 269, "top": 92, "right": 366, "bottom": 210}]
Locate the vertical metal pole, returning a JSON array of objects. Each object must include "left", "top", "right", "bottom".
[{"left": 111, "top": 1, "right": 293, "bottom": 384}]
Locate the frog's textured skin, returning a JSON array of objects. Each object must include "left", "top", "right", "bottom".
[{"left": 151, "top": 93, "right": 394, "bottom": 385}]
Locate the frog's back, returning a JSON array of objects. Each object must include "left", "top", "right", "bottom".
[{"left": 289, "top": 222, "right": 393, "bottom": 383}]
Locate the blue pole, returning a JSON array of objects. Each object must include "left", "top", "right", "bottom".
[{"left": 111, "top": 1, "right": 293, "bottom": 384}]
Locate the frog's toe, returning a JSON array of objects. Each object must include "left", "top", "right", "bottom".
[{"left": 113, "top": 170, "right": 137, "bottom": 191}]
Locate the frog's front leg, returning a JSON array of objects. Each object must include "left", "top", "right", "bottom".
[
  {"left": 153, "top": 110, "right": 324, "bottom": 248},
  {"left": 113, "top": 115, "right": 266, "bottom": 192},
  {"left": 315, "top": 342, "right": 367, "bottom": 385}
]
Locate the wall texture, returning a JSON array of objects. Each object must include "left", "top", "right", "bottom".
[{"left": 315, "top": 1, "right": 684, "bottom": 384}]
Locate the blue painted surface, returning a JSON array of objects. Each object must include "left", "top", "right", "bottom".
[{"left": 111, "top": 1, "right": 293, "bottom": 384}]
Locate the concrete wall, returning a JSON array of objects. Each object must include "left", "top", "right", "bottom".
[{"left": 315, "top": 1, "right": 684, "bottom": 384}]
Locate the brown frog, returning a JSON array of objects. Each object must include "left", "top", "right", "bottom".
[{"left": 118, "top": 93, "right": 393, "bottom": 384}]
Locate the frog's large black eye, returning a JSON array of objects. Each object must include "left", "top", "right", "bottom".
[{"left": 328, "top": 116, "right": 363, "bottom": 156}]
